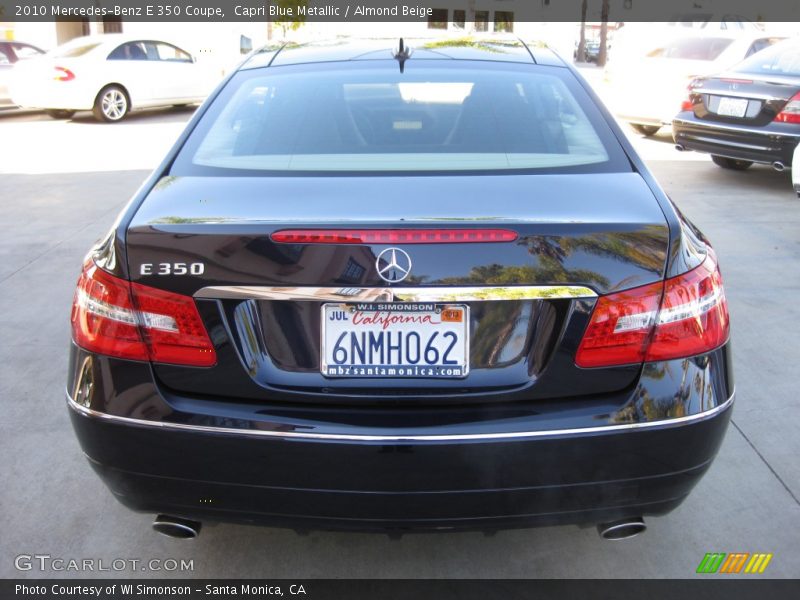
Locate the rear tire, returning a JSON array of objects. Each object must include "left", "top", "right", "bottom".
[
  {"left": 711, "top": 155, "right": 753, "bottom": 170},
  {"left": 93, "top": 85, "right": 129, "bottom": 122},
  {"left": 45, "top": 109, "right": 75, "bottom": 119},
  {"left": 630, "top": 124, "right": 660, "bottom": 136}
]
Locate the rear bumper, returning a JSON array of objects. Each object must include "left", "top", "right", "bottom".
[
  {"left": 66, "top": 344, "right": 735, "bottom": 532},
  {"left": 620, "top": 115, "right": 672, "bottom": 128},
  {"left": 70, "top": 397, "right": 732, "bottom": 531},
  {"left": 10, "top": 82, "right": 94, "bottom": 111},
  {"left": 673, "top": 115, "right": 800, "bottom": 166}
]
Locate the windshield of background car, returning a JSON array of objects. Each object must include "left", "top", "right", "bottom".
[
  {"left": 733, "top": 41, "right": 800, "bottom": 77},
  {"left": 646, "top": 37, "right": 734, "bottom": 60},
  {"left": 12, "top": 44, "right": 43, "bottom": 60},
  {"left": 172, "top": 61, "right": 631, "bottom": 175}
]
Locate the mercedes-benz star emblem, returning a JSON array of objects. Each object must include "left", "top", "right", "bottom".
[{"left": 376, "top": 248, "right": 412, "bottom": 283}]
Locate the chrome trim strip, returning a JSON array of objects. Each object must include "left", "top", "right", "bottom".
[
  {"left": 66, "top": 389, "right": 734, "bottom": 442},
  {"left": 707, "top": 91, "right": 779, "bottom": 102},
  {"left": 687, "top": 135, "right": 771, "bottom": 151},
  {"left": 193, "top": 285, "right": 598, "bottom": 303},
  {"left": 673, "top": 118, "right": 800, "bottom": 140}
]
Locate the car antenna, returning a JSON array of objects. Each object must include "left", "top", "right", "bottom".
[{"left": 394, "top": 38, "right": 412, "bottom": 73}]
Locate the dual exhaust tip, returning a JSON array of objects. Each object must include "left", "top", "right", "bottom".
[
  {"left": 152, "top": 514, "right": 646, "bottom": 541},
  {"left": 597, "top": 517, "right": 646, "bottom": 540},
  {"left": 152, "top": 515, "right": 201, "bottom": 539}
]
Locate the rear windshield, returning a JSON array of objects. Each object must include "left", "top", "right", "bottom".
[
  {"left": 734, "top": 40, "right": 800, "bottom": 77},
  {"left": 172, "top": 61, "right": 630, "bottom": 175},
  {"left": 646, "top": 37, "right": 733, "bottom": 61}
]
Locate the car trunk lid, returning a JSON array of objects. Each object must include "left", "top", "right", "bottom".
[
  {"left": 691, "top": 73, "right": 800, "bottom": 126},
  {"left": 125, "top": 173, "right": 670, "bottom": 404}
]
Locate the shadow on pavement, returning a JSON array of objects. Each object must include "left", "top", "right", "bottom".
[{"left": 0, "top": 104, "right": 197, "bottom": 125}]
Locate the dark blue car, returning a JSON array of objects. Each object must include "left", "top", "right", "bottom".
[{"left": 67, "top": 36, "right": 733, "bottom": 541}]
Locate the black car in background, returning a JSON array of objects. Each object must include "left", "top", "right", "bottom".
[
  {"left": 674, "top": 37, "right": 800, "bottom": 177},
  {"left": 0, "top": 41, "right": 45, "bottom": 109},
  {"left": 67, "top": 36, "right": 733, "bottom": 540},
  {"left": 574, "top": 39, "right": 601, "bottom": 63}
]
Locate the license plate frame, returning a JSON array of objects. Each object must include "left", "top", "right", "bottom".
[
  {"left": 716, "top": 96, "right": 749, "bottom": 118},
  {"left": 320, "top": 302, "right": 470, "bottom": 379}
]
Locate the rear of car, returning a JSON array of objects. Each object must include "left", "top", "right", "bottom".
[
  {"left": 66, "top": 38, "right": 733, "bottom": 536},
  {"left": 673, "top": 37, "right": 800, "bottom": 171},
  {"left": 9, "top": 37, "right": 107, "bottom": 111},
  {"left": 0, "top": 41, "right": 45, "bottom": 108},
  {"left": 609, "top": 32, "right": 782, "bottom": 135}
]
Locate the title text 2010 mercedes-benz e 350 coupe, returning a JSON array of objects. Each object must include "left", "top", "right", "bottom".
[{"left": 67, "top": 37, "right": 733, "bottom": 540}]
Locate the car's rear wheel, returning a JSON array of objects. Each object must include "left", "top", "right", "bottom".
[
  {"left": 711, "top": 155, "right": 753, "bottom": 171},
  {"left": 630, "top": 124, "right": 660, "bottom": 136},
  {"left": 45, "top": 109, "right": 76, "bottom": 120},
  {"left": 93, "top": 86, "right": 129, "bottom": 122}
]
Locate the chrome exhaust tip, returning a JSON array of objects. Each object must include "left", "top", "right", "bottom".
[
  {"left": 773, "top": 161, "right": 786, "bottom": 172},
  {"left": 597, "top": 517, "right": 646, "bottom": 540},
  {"left": 152, "top": 515, "right": 201, "bottom": 539},
  {"left": 675, "top": 144, "right": 686, "bottom": 152}
]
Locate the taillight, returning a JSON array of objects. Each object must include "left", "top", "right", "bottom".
[
  {"left": 645, "top": 252, "right": 729, "bottom": 361},
  {"left": 54, "top": 67, "right": 75, "bottom": 82},
  {"left": 71, "top": 260, "right": 216, "bottom": 366},
  {"left": 71, "top": 261, "right": 147, "bottom": 361},
  {"left": 575, "top": 282, "right": 662, "bottom": 368},
  {"left": 681, "top": 78, "right": 699, "bottom": 112},
  {"left": 271, "top": 229, "right": 518, "bottom": 244},
  {"left": 576, "top": 250, "right": 729, "bottom": 368},
  {"left": 774, "top": 91, "right": 800, "bottom": 124}
]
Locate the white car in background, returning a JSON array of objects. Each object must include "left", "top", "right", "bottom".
[
  {"left": 606, "top": 31, "right": 784, "bottom": 135},
  {"left": 665, "top": 13, "right": 764, "bottom": 31},
  {"left": 10, "top": 34, "right": 216, "bottom": 122},
  {"left": 0, "top": 41, "right": 46, "bottom": 109},
  {"left": 794, "top": 143, "right": 800, "bottom": 198}
]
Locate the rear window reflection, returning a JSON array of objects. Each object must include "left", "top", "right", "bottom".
[{"left": 184, "top": 65, "right": 615, "bottom": 173}]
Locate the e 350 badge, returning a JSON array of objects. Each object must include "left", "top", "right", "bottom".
[{"left": 139, "top": 262, "right": 205, "bottom": 276}]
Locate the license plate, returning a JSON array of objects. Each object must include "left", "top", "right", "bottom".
[
  {"left": 321, "top": 303, "right": 469, "bottom": 378},
  {"left": 716, "top": 96, "right": 748, "bottom": 118}
]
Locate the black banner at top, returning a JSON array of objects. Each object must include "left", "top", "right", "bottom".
[{"left": 3, "top": 0, "right": 800, "bottom": 23}]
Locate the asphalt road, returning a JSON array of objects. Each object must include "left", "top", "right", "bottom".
[{"left": 1, "top": 103, "right": 799, "bottom": 579}]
